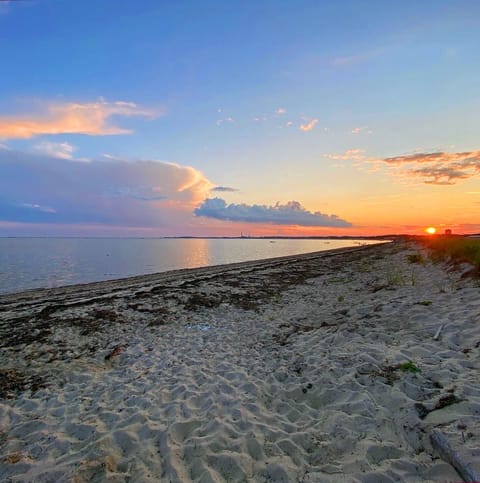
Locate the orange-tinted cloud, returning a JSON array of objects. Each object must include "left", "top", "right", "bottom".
[
  {"left": 0, "top": 99, "right": 160, "bottom": 139},
  {"left": 299, "top": 118, "right": 318, "bottom": 132},
  {"left": 351, "top": 126, "right": 372, "bottom": 135},
  {"left": 382, "top": 150, "right": 480, "bottom": 185},
  {"left": 326, "top": 149, "right": 480, "bottom": 185},
  {"left": 382, "top": 151, "right": 480, "bottom": 165},
  {"left": 326, "top": 148, "right": 366, "bottom": 161}
]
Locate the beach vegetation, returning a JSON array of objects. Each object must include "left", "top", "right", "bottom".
[
  {"left": 420, "top": 236, "right": 480, "bottom": 272},
  {"left": 407, "top": 253, "right": 425, "bottom": 264},
  {"left": 399, "top": 361, "right": 421, "bottom": 374},
  {"left": 337, "top": 295, "right": 344, "bottom": 302},
  {"left": 415, "top": 300, "right": 432, "bottom": 306},
  {"left": 386, "top": 267, "right": 406, "bottom": 286},
  {"left": 272, "top": 293, "right": 282, "bottom": 302},
  {"left": 328, "top": 276, "right": 352, "bottom": 284},
  {"left": 358, "top": 259, "right": 375, "bottom": 272},
  {"left": 409, "top": 268, "right": 417, "bottom": 286}
]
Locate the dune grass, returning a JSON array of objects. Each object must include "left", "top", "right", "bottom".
[{"left": 420, "top": 236, "right": 480, "bottom": 270}]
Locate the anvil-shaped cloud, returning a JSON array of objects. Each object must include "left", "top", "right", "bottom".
[
  {"left": 195, "top": 198, "right": 352, "bottom": 227},
  {"left": 0, "top": 149, "right": 211, "bottom": 227}
]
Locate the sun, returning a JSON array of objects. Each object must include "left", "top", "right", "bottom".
[{"left": 425, "top": 226, "right": 437, "bottom": 235}]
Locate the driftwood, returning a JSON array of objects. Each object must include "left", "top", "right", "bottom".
[
  {"left": 430, "top": 429, "right": 478, "bottom": 482},
  {"left": 433, "top": 324, "right": 444, "bottom": 340}
]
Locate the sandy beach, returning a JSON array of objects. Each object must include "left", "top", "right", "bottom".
[{"left": 0, "top": 240, "right": 479, "bottom": 482}]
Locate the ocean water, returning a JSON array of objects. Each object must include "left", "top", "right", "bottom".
[{"left": 0, "top": 238, "right": 382, "bottom": 295}]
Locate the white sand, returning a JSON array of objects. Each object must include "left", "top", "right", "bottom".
[{"left": 0, "top": 241, "right": 479, "bottom": 482}]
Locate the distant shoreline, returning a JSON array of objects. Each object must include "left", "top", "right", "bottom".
[{"left": 0, "top": 233, "right": 478, "bottom": 240}]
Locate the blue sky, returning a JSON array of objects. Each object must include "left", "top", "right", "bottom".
[{"left": 1, "top": 0, "right": 479, "bottom": 236}]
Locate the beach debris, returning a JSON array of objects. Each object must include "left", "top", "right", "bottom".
[
  {"left": 104, "top": 345, "right": 123, "bottom": 362},
  {"left": 430, "top": 429, "right": 479, "bottom": 483},
  {"left": 370, "top": 283, "right": 389, "bottom": 293},
  {"left": 433, "top": 324, "right": 444, "bottom": 340},
  {"left": 0, "top": 369, "right": 44, "bottom": 399},
  {"left": 414, "top": 403, "right": 430, "bottom": 419},
  {"left": 5, "top": 452, "right": 22, "bottom": 464},
  {"left": 415, "top": 300, "right": 432, "bottom": 306},
  {"left": 302, "top": 382, "right": 314, "bottom": 393},
  {"left": 185, "top": 293, "right": 221, "bottom": 311},
  {"left": 0, "top": 369, "right": 26, "bottom": 398},
  {"left": 415, "top": 393, "right": 463, "bottom": 419},
  {"left": 272, "top": 323, "right": 318, "bottom": 346}
]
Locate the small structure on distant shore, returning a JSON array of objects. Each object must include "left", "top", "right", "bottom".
[{"left": 445, "top": 229, "right": 452, "bottom": 235}]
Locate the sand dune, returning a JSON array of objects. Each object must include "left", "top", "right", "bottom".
[{"left": 0, "top": 241, "right": 479, "bottom": 482}]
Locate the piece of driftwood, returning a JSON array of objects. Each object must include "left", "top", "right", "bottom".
[
  {"left": 433, "top": 324, "right": 444, "bottom": 340},
  {"left": 430, "top": 429, "right": 478, "bottom": 483}
]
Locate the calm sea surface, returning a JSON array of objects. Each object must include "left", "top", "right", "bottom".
[{"left": 0, "top": 238, "right": 382, "bottom": 295}]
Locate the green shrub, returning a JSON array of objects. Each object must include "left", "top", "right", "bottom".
[{"left": 399, "top": 361, "right": 421, "bottom": 373}]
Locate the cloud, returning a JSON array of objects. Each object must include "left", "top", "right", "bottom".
[
  {"left": 382, "top": 151, "right": 480, "bottom": 165},
  {"left": 381, "top": 150, "right": 480, "bottom": 185},
  {"left": 326, "top": 149, "right": 480, "bottom": 185},
  {"left": 19, "top": 203, "right": 57, "bottom": 214},
  {"left": 194, "top": 198, "right": 352, "bottom": 227},
  {"left": 33, "top": 141, "right": 76, "bottom": 160},
  {"left": 0, "top": 99, "right": 160, "bottom": 139},
  {"left": 210, "top": 186, "right": 239, "bottom": 193},
  {"left": 332, "top": 47, "right": 385, "bottom": 68},
  {"left": 351, "top": 126, "right": 372, "bottom": 135},
  {"left": 0, "top": 149, "right": 212, "bottom": 227},
  {"left": 326, "top": 149, "right": 366, "bottom": 161},
  {"left": 216, "top": 117, "right": 234, "bottom": 126},
  {"left": 275, "top": 108, "right": 287, "bottom": 115},
  {"left": 299, "top": 118, "right": 318, "bottom": 132}
]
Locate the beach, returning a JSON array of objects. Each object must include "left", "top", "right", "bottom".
[{"left": 0, "top": 240, "right": 479, "bottom": 482}]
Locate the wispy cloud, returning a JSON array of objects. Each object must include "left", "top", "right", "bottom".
[
  {"left": 19, "top": 203, "right": 57, "bottom": 214},
  {"left": 326, "top": 148, "right": 480, "bottom": 185},
  {"left": 275, "top": 108, "right": 287, "bottom": 115},
  {"left": 332, "top": 47, "right": 385, "bottom": 68},
  {"left": 195, "top": 198, "right": 352, "bottom": 227},
  {"left": 216, "top": 117, "right": 235, "bottom": 126},
  {"left": 33, "top": 141, "right": 76, "bottom": 160},
  {"left": 326, "top": 148, "right": 366, "bottom": 161},
  {"left": 299, "top": 118, "right": 318, "bottom": 132},
  {"left": 382, "top": 151, "right": 480, "bottom": 185},
  {"left": 0, "top": 99, "right": 160, "bottom": 139},
  {"left": 351, "top": 126, "right": 372, "bottom": 135},
  {"left": 210, "top": 186, "right": 239, "bottom": 193},
  {"left": 0, "top": 149, "right": 212, "bottom": 227}
]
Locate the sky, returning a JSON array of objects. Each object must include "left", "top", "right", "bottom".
[{"left": 0, "top": 0, "right": 479, "bottom": 237}]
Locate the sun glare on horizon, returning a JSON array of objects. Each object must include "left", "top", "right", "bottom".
[{"left": 425, "top": 227, "right": 437, "bottom": 235}]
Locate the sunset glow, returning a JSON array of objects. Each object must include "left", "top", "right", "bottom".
[
  {"left": 425, "top": 227, "right": 437, "bottom": 235},
  {"left": 0, "top": 2, "right": 479, "bottom": 237}
]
